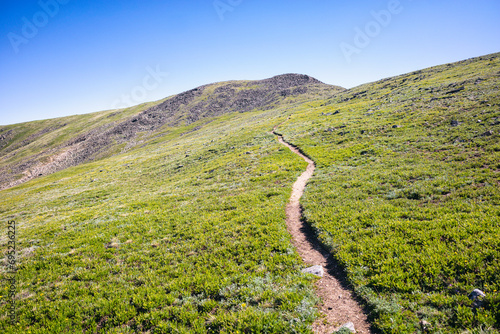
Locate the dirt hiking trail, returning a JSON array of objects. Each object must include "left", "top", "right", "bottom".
[{"left": 273, "top": 125, "right": 372, "bottom": 334}]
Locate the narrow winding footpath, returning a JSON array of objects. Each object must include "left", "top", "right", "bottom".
[{"left": 273, "top": 126, "right": 372, "bottom": 334}]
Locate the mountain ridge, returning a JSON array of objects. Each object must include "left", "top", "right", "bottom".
[{"left": 0, "top": 73, "right": 342, "bottom": 190}]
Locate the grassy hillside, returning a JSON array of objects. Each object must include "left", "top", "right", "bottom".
[
  {"left": 0, "top": 107, "right": 323, "bottom": 333},
  {"left": 0, "top": 74, "right": 341, "bottom": 191},
  {"left": 0, "top": 53, "right": 499, "bottom": 333},
  {"left": 0, "top": 102, "right": 161, "bottom": 190},
  {"left": 277, "top": 52, "right": 500, "bottom": 332}
]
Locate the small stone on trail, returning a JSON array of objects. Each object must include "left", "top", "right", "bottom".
[
  {"left": 336, "top": 322, "right": 356, "bottom": 333},
  {"left": 301, "top": 265, "right": 324, "bottom": 277}
]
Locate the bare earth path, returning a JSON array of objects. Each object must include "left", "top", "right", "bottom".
[{"left": 273, "top": 127, "right": 372, "bottom": 334}]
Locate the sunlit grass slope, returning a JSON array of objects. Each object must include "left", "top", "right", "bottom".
[
  {"left": 277, "top": 52, "right": 500, "bottom": 333},
  {"left": 1, "top": 107, "right": 323, "bottom": 333}
]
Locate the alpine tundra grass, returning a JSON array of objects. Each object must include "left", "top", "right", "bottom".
[
  {"left": 1, "top": 109, "right": 322, "bottom": 333},
  {"left": 277, "top": 53, "right": 500, "bottom": 333}
]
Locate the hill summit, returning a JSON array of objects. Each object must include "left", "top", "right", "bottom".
[{"left": 0, "top": 74, "right": 343, "bottom": 190}]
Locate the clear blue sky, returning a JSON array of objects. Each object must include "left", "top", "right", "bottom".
[{"left": 1, "top": 0, "right": 499, "bottom": 126}]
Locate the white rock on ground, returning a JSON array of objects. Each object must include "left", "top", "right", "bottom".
[
  {"left": 338, "top": 322, "right": 356, "bottom": 333},
  {"left": 469, "top": 289, "right": 486, "bottom": 300},
  {"left": 301, "top": 265, "right": 324, "bottom": 277},
  {"left": 469, "top": 288, "right": 487, "bottom": 308}
]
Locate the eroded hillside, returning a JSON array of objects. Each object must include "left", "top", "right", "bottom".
[{"left": 0, "top": 74, "right": 343, "bottom": 190}]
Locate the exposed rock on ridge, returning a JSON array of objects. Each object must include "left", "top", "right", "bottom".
[{"left": 0, "top": 74, "right": 340, "bottom": 190}]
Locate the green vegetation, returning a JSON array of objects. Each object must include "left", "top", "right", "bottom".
[
  {"left": 278, "top": 53, "right": 500, "bottom": 333},
  {"left": 1, "top": 109, "right": 323, "bottom": 333},
  {"left": 1, "top": 53, "right": 499, "bottom": 333},
  {"left": 0, "top": 102, "right": 159, "bottom": 168}
]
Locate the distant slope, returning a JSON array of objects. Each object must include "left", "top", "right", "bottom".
[{"left": 0, "top": 74, "right": 344, "bottom": 190}]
